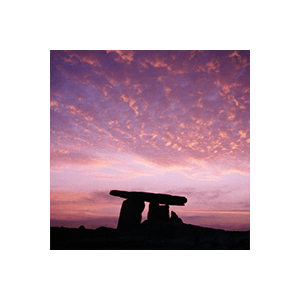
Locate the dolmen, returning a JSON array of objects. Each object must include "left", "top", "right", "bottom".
[{"left": 109, "top": 190, "right": 187, "bottom": 231}]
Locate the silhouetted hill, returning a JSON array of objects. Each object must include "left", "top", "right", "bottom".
[{"left": 50, "top": 220, "right": 250, "bottom": 250}]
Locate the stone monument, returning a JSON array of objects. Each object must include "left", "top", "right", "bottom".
[{"left": 109, "top": 190, "right": 187, "bottom": 230}]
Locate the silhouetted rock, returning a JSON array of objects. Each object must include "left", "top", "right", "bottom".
[
  {"left": 78, "top": 225, "right": 85, "bottom": 230},
  {"left": 147, "top": 202, "right": 169, "bottom": 221},
  {"left": 170, "top": 211, "right": 183, "bottom": 224},
  {"left": 110, "top": 190, "right": 187, "bottom": 206},
  {"left": 117, "top": 198, "right": 145, "bottom": 231}
]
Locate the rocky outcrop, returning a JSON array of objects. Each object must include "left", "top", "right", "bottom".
[{"left": 170, "top": 211, "right": 183, "bottom": 224}]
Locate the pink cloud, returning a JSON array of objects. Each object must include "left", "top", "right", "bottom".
[
  {"left": 120, "top": 94, "right": 139, "bottom": 115},
  {"left": 228, "top": 50, "right": 240, "bottom": 58},
  {"left": 64, "top": 50, "right": 102, "bottom": 67},
  {"left": 106, "top": 50, "right": 135, "bottom": 64},
  {"left": 228, "top": 50, "right": 250, "bottom": 70},
  {"left": 50, "top": 99, "right": 59, "bottom": 107},
  {"left": 140, "top": 55, "right": 172, "bottom": 71},
  {"left": 206, "top": 59, "right": 220, "bottom": 73}
]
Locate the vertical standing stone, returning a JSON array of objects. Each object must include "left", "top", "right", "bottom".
[
  {"left": 117, "top": 198, "right": 145, "bottom": 231},
  {"left": 147, "top": 202, "right": 169, "bottom": 221},
  {"left": 160, "top": 204, "right": 169, "bottom": 221}
]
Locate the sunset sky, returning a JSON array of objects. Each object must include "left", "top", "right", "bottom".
[{"left": 50, "top": 50, "right": 250, "bottom": 231}]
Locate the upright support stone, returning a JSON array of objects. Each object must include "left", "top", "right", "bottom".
[
  {"left": 117, "top": 198, "right": 145, "bottom": 231},
  {"left": 147, "top": 202, "right": 169, "bottom": 222}
]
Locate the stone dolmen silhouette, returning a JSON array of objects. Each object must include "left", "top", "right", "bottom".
[{"left": 109, "top": 190, "right": 187, "bottom": 230}]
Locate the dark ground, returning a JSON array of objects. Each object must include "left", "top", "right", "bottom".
[{"left": 50, "top": 220, "right": 250, "bottom": 250}]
